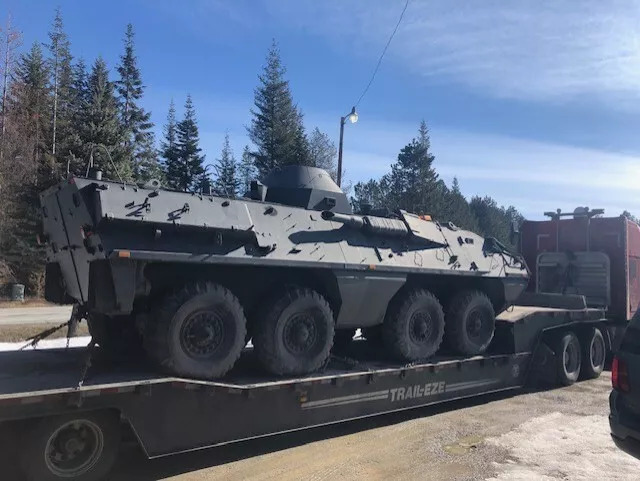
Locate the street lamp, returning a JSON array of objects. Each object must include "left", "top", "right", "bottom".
[{"left": 337, "top": 106, "right": 358, "bottom": 187}]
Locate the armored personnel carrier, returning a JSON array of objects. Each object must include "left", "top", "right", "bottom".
[{"left": 40, "top": 165, "right": 529, "bottom": 379}]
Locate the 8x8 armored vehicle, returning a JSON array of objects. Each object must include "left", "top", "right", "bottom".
[{"left": 40, "top": 165, "right": 529, "bottom": 379}]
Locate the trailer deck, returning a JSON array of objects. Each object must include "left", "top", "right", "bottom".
[{"left": 0, "top": 305, "right": 608, "bottom": 460}]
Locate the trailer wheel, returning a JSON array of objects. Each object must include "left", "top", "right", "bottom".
[
  {"left": 383, "top": 289, "right": 445, "bottom": 361},
  {"left": 333, "top": 328, "right": 356, "bottom": 351},
  {"left": 580, "top": 327, "right": 605, "bottom": 379},
  {"left": 20, "top": 411, "right": 120, "bottom": 481},
  {"left": 145, "top": 283, "right": 247, "bottom": 379},
  {"left": 554, "top": 331, "right": 582, "bottom": 386},
  {"left": 445, "top": 290, "right": 495, "bottom": 356},
  {"left": 254, "top": 287, "right": 334, "bottom": 375}
]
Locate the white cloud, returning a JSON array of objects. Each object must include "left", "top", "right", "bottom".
[{"left": 266, "top": 0, "right": 640, "bottom": 105}]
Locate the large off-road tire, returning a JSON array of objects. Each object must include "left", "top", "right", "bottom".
[
  {"left": 445, "top": 290, "right": 495, "bottom": 356},
  {"left": 253, "top": 287, "right": 334, "bottom": 375},
  {"left": 579, "top": 327, "right": 605, "bottom": 380},
  {"left": 144, "top": 283, "right": 247, "bottom": 379},
  {"left": 554, "top": 331, "right": 582, "bottom": 386},
  {"left": 383, "top": 289, "right": 445, "bottom": 361},
  {"left": 87, "top": 313, "right": 141, "bottom": 355},
  {"left": 20, "top": 411, "right": 120, "bottom": 481}
]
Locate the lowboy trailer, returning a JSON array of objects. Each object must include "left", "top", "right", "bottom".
[{"left": 0, "top": 295, "right": 620, "bottom": 481}]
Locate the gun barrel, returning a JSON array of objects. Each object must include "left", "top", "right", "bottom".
[
  {"left": 322, "top": 210, "right": 409, "bottom": 237},
  {"left": 321, "top": 211, "right": 365, "bottom": 228}
]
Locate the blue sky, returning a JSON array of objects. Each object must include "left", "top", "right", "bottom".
[{"left": 4, "top": 0, "right": 640, "bottom": 219}]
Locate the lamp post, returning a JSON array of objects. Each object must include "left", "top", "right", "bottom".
[{"left": 337, "top": 106, "right": 358, "bottom": 187}]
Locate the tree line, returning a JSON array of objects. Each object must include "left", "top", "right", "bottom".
[
  {"left": 351, "top": 121, "right": 524, "bottom": 248},
  {"left": 0, "top": 10, "right": 341, "bottom": 293}
]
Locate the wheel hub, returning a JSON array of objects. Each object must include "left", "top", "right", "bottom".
[
  {"left": 284, "top": 312, "right": 318, "bottom": 354},
  {"left": 410, "top": 311, "right": 432, "bottom": 343},
  {"left": 45, "top": 420, "right": 104, "bottom": 476},
  {"left": 181, "top": 310, "right": 225, "bottom": 358},
  {"left": 466, "top": 309, "right": 487, "bottom": 340}
]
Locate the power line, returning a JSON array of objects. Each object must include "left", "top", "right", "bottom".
[{"left": 354, "top": 0, "right": 410, "bottom": 108}]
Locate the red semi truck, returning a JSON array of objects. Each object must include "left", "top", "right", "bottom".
[{"left": 520, "top": 207, "right": 640, "bottom": 322}]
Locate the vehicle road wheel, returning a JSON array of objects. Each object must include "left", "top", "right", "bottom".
[
  {"left": 445, "top": 290, "right": 495, "bottom": 356},
  {"left": 333, "top": 328, "right": 356, "bottom": 351},
  {"left": 87, "top": 313, "right": 141, "bottom": 355},
  {"left": 580, "top": 327, "right": 605, "bottom": 379},
  {"left": 554, "top": 331, "right": 582, "bottom": 386},
  {"left": 254, "top": 287, "right": 334, "bottom": 375},
  {"left": 145, "top": 283, "right": 246, "bottom": 379},
  {"left": 383, "top": 289, "right": 445, "bottom": 361},
  {"left": 20, "top": 411, "right": 120, "bottom": 481}
]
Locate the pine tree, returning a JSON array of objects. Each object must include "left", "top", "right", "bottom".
[
  {"left": 469, "top": 196, "right": 522, "bottom": 248},
  {"left": 237, "top": 145, "right": 257, "bottom": 195},
  {"left": 161, "top": 99, "right": 179, "bottom": 184},
  {"left": 12, "top": 42, "right": 50, "bottom": 167},
  {"left": 115, "top": 23, "right": 158, "bottom": 182},
  {"left": 441, "top": 177, "right": 479, "bottom": 231},
  {"left": 167, "top": 95, "right": 204, "bottom": 191},
  {"left": 3, "top": 42, "right": 52, "bottom": 294},
  {"left": 0, "top": 14, "right": 23, "bottom": 163},
  {"left": 248, "top": 41, "right": 309, "bottom": 177},
  {"left": 46, "top": 7, "right": 73, "bottom": 166},
  {"left": 386, "top": 120, "right": 442, "bottom": 215},
  {"left": 79, "top": 57, "right": 130, "bottom": 180},
  {"left": 66, "top": 57, "right": 89, "bottom": 173},
  {"left": 308, "top": 127, "right": 338, "bottom": 180},
  {"left": 351, "top": 177, "right": 391, "bottom": 213},
  {"left": 214, "top": 133, "right": 239, "bottom": 197}
]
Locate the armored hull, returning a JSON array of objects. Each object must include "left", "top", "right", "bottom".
[{"left": 41, "top": 166, "right": 529, "bottom": 379}]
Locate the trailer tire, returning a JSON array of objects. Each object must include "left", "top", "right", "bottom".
[
  {"left": 145, "top": 283, "right": 247, "bottom": 379},
  {"left": 383, "top": 289, "right": 445, "bottom": 361},
  {"left": 580, "top": 327, "right": 605, "bottom": 379},
  {"left": 20, "top": 411, "right": 120, "bottom": 481},
  {"left": 254, "top": 287, "right": 334, "bottom": 375},
  {"left": 445, "top": 290, "right": 495, "bottom": 356},
  {"left": 554, "top": 331, "right": 582, "bottom": 386}
]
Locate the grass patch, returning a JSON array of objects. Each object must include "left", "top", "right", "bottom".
[
  {"left": 0, "top": 298, "right": 59, "bottom": 309},
  {"left": 0, "top": 322, "right": 89, "bottom": 343}
]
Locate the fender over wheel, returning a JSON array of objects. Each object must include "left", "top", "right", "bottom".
[
  {"left": 383, "top": 288, "right": 445, "bottom": 361},
  {"left": 445, "top": 290, "right": 495, "bottom": 356},
  {"left": 253, "top": 287, "right": 334, "bottom": 375},
  {"left": 20, "top": 411, "right": 120, "bottom": 481},
  {"left": 145, "top": 283, "right": 247, "bottom": 379}
]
